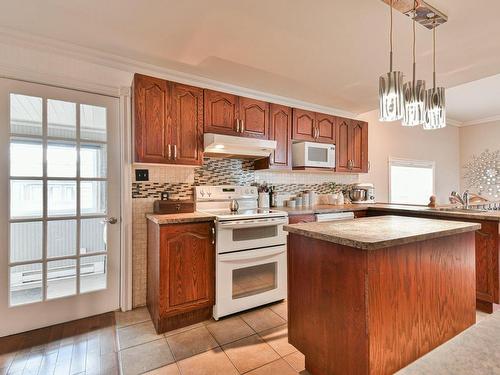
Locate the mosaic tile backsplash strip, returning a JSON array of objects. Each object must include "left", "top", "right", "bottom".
[{"left": 132, "top": 157, "right": 358, "bottom": 199}]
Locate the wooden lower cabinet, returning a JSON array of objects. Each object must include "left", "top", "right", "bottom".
[
  {"left": 147, "top": 220, "right": 215, "bottom": 333},
  {"left": 367, "top": 210, "right": 500, "bottom": 313},
  {"left": 288, "top": 214, "right": 316, "bottom": 224}
]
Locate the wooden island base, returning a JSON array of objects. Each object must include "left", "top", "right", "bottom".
[{"left": 287, "top": 232, "right": 477, "bottom": 375}]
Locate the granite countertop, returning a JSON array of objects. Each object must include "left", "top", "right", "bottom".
[
  {"left": 146, "top": 212, "right": 216, "bottom": 224},
  {"left": 284, "top": 215, "right": 481, "bottom": 250},
  {"left": 368, "top": 204, "right": 500, "bottom": 222},
  {"left": 277, "top": 203, "right": 500, "bottom": 221},
  {"left": 397, "top": 310, "right": 500, "bottom": 374}
]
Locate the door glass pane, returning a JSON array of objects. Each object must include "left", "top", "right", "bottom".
[
  {"left": 232, "top": 263, "right": 277, "bottom": 299},
  {"left": 10, "top": 94, "right": 42, "bottom": 136},
  {"left": 47, "top": 259, "right": 76, "bottom": 299},
  {"left": 308, "top": 147, "right": 328, "bottom": 162},
  {"left": 10, "top": 222, "right": 43, "bottom": 262},
  {"left": 80, "top": 255, "right": 107, "bottom": 293},
  {"left": 81, "top": 144, "right": 107, "bottom": 178},
  {"left": 48, "top": 180, "right": 76, "bottom": 217},
  {"left": 81, "top": 218, "right": 106, "bottom": 254},
  {"left": 10, "top": 139, "right": 43, "bottom": 177},
  {"left": 81, "top": 181, "right": 106, "bottom": 215},
  {"left": 232, "top": 226, "right": 277, "bottom": 242},
  {"left": 48, "top": 99, "right": 76, "bottom": 139},
  {"left": 47, "top": 220, "right": 76, "bottom": 258},
  {"left": 10, "top": 180, "right": 43, "bottom": 219},
  {"left": 47, "top": 142, "right": 77, "bottom": 177},
  {"left": 81, "top": 104, "right": 106, "bottom": 142},
  {"left": 10, "top": 263, "right": 43, "bottom": 306}
]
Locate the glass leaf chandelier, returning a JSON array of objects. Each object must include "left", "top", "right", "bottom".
[
  {"left": 378, "top": 1, "right": 447, "bottom": 130},
  {"left": 379, "top": 0, "right": 404, "bottom": 122},
  {"left": 424, "top": 19, "right": 446, "bottom": 130},
  {"left": 402, "top": 3, "right": 426, "bottom": 126}
]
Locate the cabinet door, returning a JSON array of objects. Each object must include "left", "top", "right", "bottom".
[
  {"left": 349, "top": 120, "right": 368, "bottom": 173},
  {"left": 269, "top": 104, "right": 292, "bottom": 168},
  {"left": 292, "top": 109, "right": 316, "bottom": 141},
  {"left": 239, "top": 97, "right": 269, "bottom": 139},
  {"left": 171, "top": 83, "right": 204, "bottom": 165},
  {"left": 316, "top": 113, "right": 336, "bottom": 144},
  {"left": 134, "top": 74, "right": 171, "bottom": 163},
  {"left": 335, "top": 117, "right": 350, "bottom": 172},
  {"left": 160, "top": 223, "right": 214, "bottom": 314},
  {"left": 204, "top": 89, "right": 239, "bottom": 135}
]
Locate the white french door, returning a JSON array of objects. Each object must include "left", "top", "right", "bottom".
[{"left": 0, "top": 79, "right": 121, "bottom": 337}]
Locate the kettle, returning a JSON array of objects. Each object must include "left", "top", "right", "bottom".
[{"left": 229, "top": 199, "right": 239, "bottom": 212}]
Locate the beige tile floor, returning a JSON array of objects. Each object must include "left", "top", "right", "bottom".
[{"left": 115, "top": 300, "right": 311, "bottom": 375}]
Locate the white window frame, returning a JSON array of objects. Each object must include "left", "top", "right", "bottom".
[{"left": 388, "top": 157, "right": 436, "bottom": 205}]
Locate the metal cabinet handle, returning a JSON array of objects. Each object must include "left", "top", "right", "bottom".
[
  {"left": 101, "top": 217, "right": 118, "bottom": 225},
  {"left": 240, "top": 119, "right": 244, "bottom": 133},
  {"left": 235, "top": 119, "right": 240, "bottom": 132},
  {"left": 174, "top": 145, "right": 177, "bottom": 160},
  {"left": 168, "top": 144, "right": 172, "bottom": 159},
  {"left": 211, "top": 227, "right": 215, "bottom": 244}
]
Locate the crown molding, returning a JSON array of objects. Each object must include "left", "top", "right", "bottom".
[
  {"left": 446, "top": 118, "right": 464, "bottom": 127},
  {"left": 0, "top": 27, "right": 355, "bottom": 118},
  {"left": 461, "top": 115, "right": 500, "bottom": 127}
]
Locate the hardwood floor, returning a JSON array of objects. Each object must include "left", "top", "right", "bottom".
[{"left": 0, "top": 313, "right": 118, "bottom": 375}]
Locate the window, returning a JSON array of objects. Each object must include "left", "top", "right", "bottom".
[{"left": 389, "top": 158, "right": 435, "bottom": 205}]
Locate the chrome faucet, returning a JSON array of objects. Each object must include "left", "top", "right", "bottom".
[{"left": 449, "top": 190, "right": 470, "bottom": 208}]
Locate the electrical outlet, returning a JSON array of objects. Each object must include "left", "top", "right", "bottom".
[{"left": 135, "top": 169, "right": 149, "bottom": 181}]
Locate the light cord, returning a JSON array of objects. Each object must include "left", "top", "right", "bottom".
[{"left": 390, "top": 0, "right": 393, "bottom": 71}]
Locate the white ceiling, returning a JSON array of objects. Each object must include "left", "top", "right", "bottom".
[{"left": 1, "top": 0, "right": 500, "bottom": 121}]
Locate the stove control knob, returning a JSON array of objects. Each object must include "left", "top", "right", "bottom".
[
  {"left": 245, "top": 189, "right": 249, "bottom": 194},
  {"left": 200, "top": 190, "right": 205, "bottom": 197},
  {"left": 207, "top": 192, "right": 212, "bottom": 197}
]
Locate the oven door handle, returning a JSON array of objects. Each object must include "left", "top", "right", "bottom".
[
  {"left": 219, "top": 246, "right": 286, "bottom": 262},
  {"left": 218, "top": 218, "right": 287, "bottom": 229}
]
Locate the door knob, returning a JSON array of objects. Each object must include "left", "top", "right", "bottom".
[{"left": 101, "top": 217, "right": 118, "bottom": 225}]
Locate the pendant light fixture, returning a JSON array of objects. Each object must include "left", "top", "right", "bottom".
[
  {"left": 424, "top": 17, "right": 446, "bottom": 129},
  {"left": 379, "top": 0, "right": 404, "bottom": 122},
  {"left": 402, "top": 2, "right": 426, "bottom": 126}
]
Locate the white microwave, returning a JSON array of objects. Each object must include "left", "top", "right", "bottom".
[{"left": 292, "top": 141, "right": 336, "bottom": 168}]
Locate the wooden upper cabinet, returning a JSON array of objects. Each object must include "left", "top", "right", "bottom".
[
  {"left": 204, "top": 89, "right": 239, "bottom": 136},
  {"left": 160, "top": 222, "right": 214, "bottom": 313},
  {"left": 316, "top": 113, "right": 336, "bottom": 144},
  {"left": 335, "top": 117, "right": 350, "bottom": 172},
  {"left": 335, "top": 118, "right": 368, "bottom": 173},
  {"left": 134, "top": 74, "right": 171, "bottom": 163},
  {"left": 238, "top": 97, "right": 269, "bottom": 139},
  {"left": 171, "top": 83, "right": 204, "bottom": 165},
  {"left": 134, "top": 74, "right": 203, "bottom": 165},
  {"left": 292, "top": 109, "right": 316, "bottom": 141},
  {"left": 349, "top": 120, "right": 368, "bottom": 173},
  {"left": 255, "top": 104, "right": 292, "bottom": 170}
]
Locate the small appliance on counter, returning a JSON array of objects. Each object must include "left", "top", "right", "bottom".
[
  {"left": 153, "top": 192, "right": 195, "bottom": 214},
  {"left": 348, "top": 183, "right": 375, "bottom": 204}
]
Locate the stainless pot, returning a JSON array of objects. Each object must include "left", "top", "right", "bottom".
[{"left": 349, "top": 189, "right": 367, "bottom": 202}]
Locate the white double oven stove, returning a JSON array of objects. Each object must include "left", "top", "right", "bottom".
[{"left": 195, "top": 186, "right": 288, "bottom": 320}]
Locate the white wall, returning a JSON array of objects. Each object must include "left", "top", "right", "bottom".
[
  {"left": 357, "top": 110, "right": 460, "bottom": 205},
  {"left": 459, "top": 121, "right": 500, "bottom": 193}
]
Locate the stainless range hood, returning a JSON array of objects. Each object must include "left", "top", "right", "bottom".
[{"left": 204, "top": 133, "right": 276, "bottom": 159}]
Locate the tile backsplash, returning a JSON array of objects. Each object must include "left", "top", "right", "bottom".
[{"left": 131, "top": 157, "right": 359, "bottom": 307}]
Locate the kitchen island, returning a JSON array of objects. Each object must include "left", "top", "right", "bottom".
[{"left": 284, "top": 215, "right": 480, "bottom": 375}]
